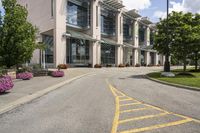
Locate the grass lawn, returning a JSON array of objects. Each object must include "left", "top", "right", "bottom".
[{"left": 147, "top": 69, "right": 200, "bottom": 88}]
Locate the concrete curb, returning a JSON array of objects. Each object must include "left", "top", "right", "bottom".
[
  {"left": 145, "top": 75, "right": 200, "bottom": 92},
  {"left": 0, "top": 73, "right": 94, "bottom": 115}
]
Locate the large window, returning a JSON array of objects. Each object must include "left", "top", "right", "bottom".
[
  {"left": 42, "top": 35, "right": 54, "bottom": 63},
  {"left": 101, "top": 43, "right": 115, "bottom": 65},
  {"left": 101, "top": 9, "right": 116, "bottom": 36},
  {"left": 67, "top": 38, "right": 90, "bottom": 65},
  {"left": 123, "top": 17, "right": 132, "bottom": 41},
  {"left": 139, "top": 25, "right": 145, "bottom": 43},
  {"left": 67, "top": 1, "right": 90, "bottom": 28}
]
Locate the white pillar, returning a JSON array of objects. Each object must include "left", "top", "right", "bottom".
[
  {"left": 132, "top": 49, "right": 139, "bottom": 66},
  {"left": 133, "top": 20, "right": 139, "bottom": 47},
  {"left": 54, "top": 0, "right": 67, "bottom": 67},
  {"left": 144, "top": 26, "right": 150, "bottom": 46},
  {"left": 154, "top": 53, "right": 159, "bottom": 65},
  {"left": 145, "top": 51, "right": 151, "bottom": 65}
]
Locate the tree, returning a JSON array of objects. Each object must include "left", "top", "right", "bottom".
[
  {"left": 171, "top": 12, "right": 194, "bottom": 72},
  {"left": 0, "top": 0, "right": 37, "bottom": 68}
]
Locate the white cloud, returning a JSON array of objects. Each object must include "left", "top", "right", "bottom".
[
  {"left": 123, "top": 0, "right": 151, "bottom": 10},
  {"left": 153, "top": 0, "right": 200, "bottom": 20},
  {"left": 0, "top": 0, "right": 2, "bottom": 8}
]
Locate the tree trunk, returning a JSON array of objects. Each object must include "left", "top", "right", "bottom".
[
  {"left": 195, "top": 52, "right": 198, "bottom": 71},
  {"left": 164, "top": 54, "right": 170, "bottom": 72},
  {"left": 183, "top": 58, "right": 187, "bottom": 72}
]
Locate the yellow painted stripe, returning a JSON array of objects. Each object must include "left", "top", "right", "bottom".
[
  {"left": 119, "top": 112, "right": 170, "bottom": 124},
  {"left": 120, "top": 102, "right": 141, "bottom": 107},
  {"left": 119, "top": 98, "right": 133, "bottom": 102},
  {"left": 119, "top": 118, "right": 192, "bottom": 133},
  {"left": 111, "top": 96, "right": 120, "bottom": 133},
  {"left": 120, "top": 107, "right": 151, "bottom": 114},
  {"left": 109, "top": 85, "right": 118, "bottom": 97}
]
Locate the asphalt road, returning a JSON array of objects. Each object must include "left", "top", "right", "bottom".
[{"left": 0, "top": 67, "right": 199, "bottom": 133}]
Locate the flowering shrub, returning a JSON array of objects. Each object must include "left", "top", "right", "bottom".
[
  {"left": 118, "top": 64, "right": 125, "bottom": 68},
  {"left": 94, "top": 64, "right": 102, "bottom": 68},
  {"left": 135, "top": 63, "right": 141, "bottom": 67},
  {"left": 16, "top": 72, "right": 33, "bottom": 80},
  {"left": 51, "top": 70, "right": 64, "bottom": 77},
  {"left": 57, "top": 64, "right": 68, "bottom": 69},
  {"left": 0, "top": 76, "right": 14, "bottom": 92}
]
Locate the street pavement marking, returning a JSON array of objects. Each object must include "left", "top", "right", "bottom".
[
  {"left": 119, "top": 102, "right": 141, "bottom": 107},
  {"left": 106, "top": 80, "right": 200, "bottom": 133},
  {"left": 119, "top": 118, "right": 193, "bottom": 133},
  {"left": 119, "top": 112, "right": 171, "bottom": 124},
  {"left": 120, "top": 107, "right": 152, "bottom": 114}
]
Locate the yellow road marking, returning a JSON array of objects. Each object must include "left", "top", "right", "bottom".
[
  {"left": 119, "top": 112, "right": 170, "bottom": 124},
  {"left": 120, "top": 107, "right": 152, "bottom": 114},
  {"left": 119, "top": 118, "right": 193, "bottom": 133},
  {"left": 120, "top": 102, "right": 141, "bottom": 107},
  {"left": 119, "top": 98, "right": 133, "bottom": 102}
]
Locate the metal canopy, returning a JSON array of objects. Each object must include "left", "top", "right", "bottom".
[
  {"left": 140, "top": 45, "right": 156, "bottom": 52},
  {"left": 126, "top": 9, "right": 141, "bottom": 18},
  {"left": 140, "top": 17, "right": 153, "bottom": 25},
  {"left": 101, "top": 38, "right": 121, "bottom": 46},
  {"left": 102, "top": 0, "right": 125, "bottom": 9},
  {"left": 123, "top": 42, "right": 137, "bottom": 48},
  {"left": 65, "top": 30, "right": 96, "bottom": 41}
]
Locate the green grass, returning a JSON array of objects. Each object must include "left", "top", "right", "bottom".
[{"left": 147, "top": 70, "right": 200, "bottom": 88}]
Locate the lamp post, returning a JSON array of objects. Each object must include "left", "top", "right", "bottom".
[{"left": 164, "top": 0, "right": 170, "bottom": 72}]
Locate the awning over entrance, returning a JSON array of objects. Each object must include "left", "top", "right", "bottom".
[
  {"left": 101, "top": 38, "right": 121, "bottom": 46},
  {"left": 123, "top": 42, "right": 137, "bottom": 49},
  {"left": 102, "top": 0, "right": 125, "bottom": 9},
  {"left": 65, "top": 30, "right": 97, "bottom": 41},
  {"left": 140, "top": 45, "right": 157, "bottom": 52}
]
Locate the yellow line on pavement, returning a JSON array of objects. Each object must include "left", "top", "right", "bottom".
[
  {"left": 119, "top": 98, "right": 133, "bottom": 102},
  {"left": 120, "top": 102, "right": 141, "bottom": 107},
  {"left": 119, "top": 112, "right": 170, "bottom": 124},
  {"left": 120, "top": 107, "right": 152, "bottom": 114},
  {"left": 119, "top": 118, "right": 193, "bottom": 133}
]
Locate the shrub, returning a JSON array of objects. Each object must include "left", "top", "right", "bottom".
[
  {"left": 135, "top": 63, "right": 141, "bottom": 67},
  {"left": 16, "top": 72, "right": 33, "bottom": 80},
  {"left": 52, "top": 70, "right": 64, "bottom": 77},
  {"left": 0, "top": 76, "right": 14, "bottom": 92},
  {"left": 147, "top": 64, "right": 153, "bottom": 67},
  {"left": 118, "top": 64, "right": 125, "bottom": 68},
  {"left": 17, "top": 67, "right": 33, "bottom": 73},
  {"left": 106, "top": 64, "right": 112, "bottom": 67},
  {"left": 125, "top": 63, "right": 130, "bottom": 67},
  {"left": 94, "top": 64, "right": 102, "bottom": 68},
  {"left": 57, "top": 64, "right": 68, "bottom": 69}
]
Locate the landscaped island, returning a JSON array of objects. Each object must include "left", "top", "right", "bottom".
[{"left": 147, "top": 69, "right": 200, "bottom": 89}]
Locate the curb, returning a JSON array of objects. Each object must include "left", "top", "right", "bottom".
[
  {"left": 0, "top": 73, "right": 94, "bottom": 115},
  {"left": 145, "top": 75, "right": 200, "bottom": 92}
]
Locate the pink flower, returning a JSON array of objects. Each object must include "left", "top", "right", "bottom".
[
  {"left": 16, "top": 72, "right": 33, "bottom": 80},
  {"left": 52, "top": 71, "right": 64, "bottom": 77},
  {"left": 0, "top": 76, "right": 14, "bottom": 92}
]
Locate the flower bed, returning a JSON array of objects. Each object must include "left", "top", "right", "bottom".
[
  {"left": 16, "top": 72, "right": 33, "bottom": 80},
  {"left": 94, "top": 64, "right": 102, "bottom": 68},
  {"left": 0, "top": 76, "right": 14, "bottom": 92},
  {"left": 51, "top": 70, "right": 64, "bottom": 77},
  {"left": 118, "top": 64, "right": 125, "bottom": 68},
  {"left": 57, "top": 64, "right": 68, "bottom": 69}
]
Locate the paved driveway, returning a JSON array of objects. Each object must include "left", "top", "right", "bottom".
[{"left": 0, "top": 67, "right": 199, "bottom": 133}]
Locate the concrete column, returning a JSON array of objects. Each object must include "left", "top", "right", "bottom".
[
  {"left": 54, "top": 0, "right": 67, "bottom": 67},
  {"left": 145, "top": 51, "right": 150, "bottom": 65},
  {"left": 144, "top": 26, "right": 150, "bottom": 46},
  {"left": 116, "top": 46, "right": 123, "bottom": 66},
  {"left": 132, "top": 49, "right": 139, "bottom": 66},
  {"left": 154, "top": 53, "right": 159, "bottom": 65},
  {"left": 133, "top": 20, "right": 139, "bottom": 47}
]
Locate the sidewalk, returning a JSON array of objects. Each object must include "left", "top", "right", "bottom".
[{"left": 0, "top": 68, "right": 94, "bottom": 110}]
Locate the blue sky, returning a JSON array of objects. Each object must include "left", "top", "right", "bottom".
[
  {"left": 1, "top": 0, "right": 200, "bottom": 23},
  {"left": 123, "top": 0, "right": 200, "bottom": 22}
]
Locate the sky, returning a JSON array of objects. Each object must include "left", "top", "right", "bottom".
[
  {"left": 0, "top": 0, "right": 200, "bottom": 22},
  {"left": 123, "top": 0, "right": 200, "bottom": 22}
]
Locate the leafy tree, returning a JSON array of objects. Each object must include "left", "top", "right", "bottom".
[{"left": 0, "top": 0, "right": 37, "bottom": 68}]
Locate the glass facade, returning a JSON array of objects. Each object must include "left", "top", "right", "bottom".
[
  {"left": 101, "top": 9, "right": 116, "bottom": 36},
  {"left": 67, "top": 1, "right": 90, "bottom": 28},
  {"left": 139, "top": 25, "right": 145, "bottom": 44},
  {"left": 67, "top": 38, "right": 90, "bottom": 65},
  {"left": 123, "top": 48, "right": 133, "bottom": 65},
  {"left": 42, "top": 35, "right": 54, "bottom": 63},
  {"left": 150, "top": 30, "right": 154, "bottom": 45},
  {"left": 123, "top": 17, "right": 132, "bottom": 41},
  {"left": 101, "top": 43, "right": 116, "bottom": 65}
]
